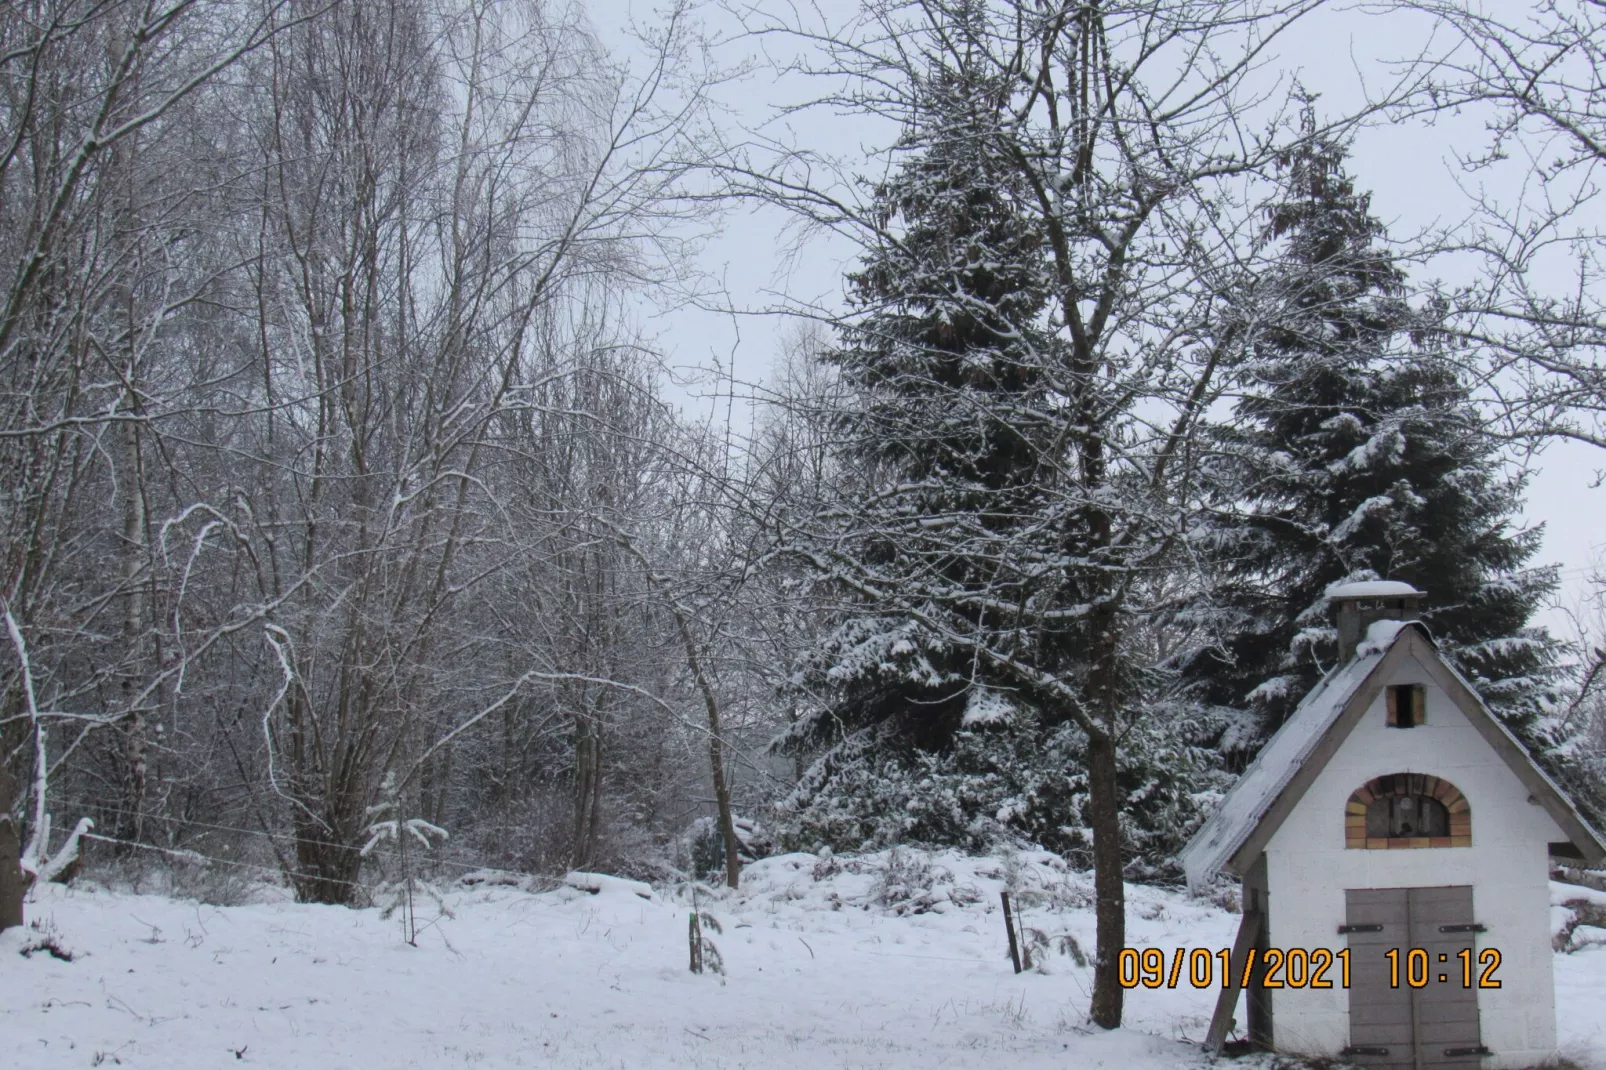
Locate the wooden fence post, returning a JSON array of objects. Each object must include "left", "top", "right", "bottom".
[{"left": 1001, "top": 891, "right": 1022, "bottom": 974}]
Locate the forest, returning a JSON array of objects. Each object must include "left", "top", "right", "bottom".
[{"left": 2, "top": 0, "right": 1605, "bottom": 1032}]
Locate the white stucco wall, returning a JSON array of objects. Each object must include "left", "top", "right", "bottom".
[{"left": 1261, "top": 650, "right": 1566, "bottom": 1068}]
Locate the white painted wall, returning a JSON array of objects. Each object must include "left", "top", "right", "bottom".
[{"left": 1261, "top": 649, "right": 1567, "bottom": 1068}]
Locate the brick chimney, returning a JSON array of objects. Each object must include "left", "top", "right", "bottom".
[{"left": 1327, "top": 580, "right": 1425, "bottom": 661}]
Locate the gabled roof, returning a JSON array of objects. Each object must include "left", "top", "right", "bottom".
[{"left": 1182, "top": 620, "right": 1606, "bottom": 892}]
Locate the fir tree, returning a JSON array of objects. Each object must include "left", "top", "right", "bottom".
[
  {"left": 773, "top": 57, "right": 1061, "bottom": 839},
  {"left": 1184, "top": 117, "right": 1561, "bottom": 764},
  {"left": 762, "top": 0, "right": 1314, "bottom": 1027},
  {"left": 772, "top": 54, "right": 1208, "bottom": 874}
]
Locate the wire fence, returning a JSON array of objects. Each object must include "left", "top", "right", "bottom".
[{"left": 45, "top": 797, "right": 559, "bottom": 897}]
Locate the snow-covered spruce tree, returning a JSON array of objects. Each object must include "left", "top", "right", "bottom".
[
  {"left": 362, "top": 772, "right": 449, "bottom": 946},
  {"left": 772, "top": 58, "right": 1069, "bottom": 850},
  {"left": 1182, "top": 120, "right": 1561, "bottom": 765},
  {"left": 746, "top": 0, "right": 1338, "bottom": 1029},
  {"left": 779, "top": 694, "right": 1207, "bottom": 877},
  {"left": 770, "top": 44, "right": 1207, "bottom": 878}
]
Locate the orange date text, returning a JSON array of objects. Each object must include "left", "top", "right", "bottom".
[{"left": 1116, "top": 947, "right": 1350, "bottom": 989}]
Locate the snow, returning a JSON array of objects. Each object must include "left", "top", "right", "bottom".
[
  {"left": 1355, "top": 618, "right": 1409, "bottom": 656},
  {"left": 1573, "top": 926, "right": 1606, "bottom": 949},
  {"left": 562, "top": 870, "right": 655, "bottom": 900},
  {"left": 1325, "top": 579, "right": 1424, "bottom": 600},
  {"left": 1180, "top": 631, "right": 1396, "bottom": 891},
  {"left": 36, "top": 819, "right": 94, "bottom": 884},
  {"left": 1553, "top": 881, "right": 1606, "bottom": 908},
  {"left": 1554, "top": 880, "right": 1606, "bottom": 955},
  {"left": 1559, "top": 946, "right": 1606, "bottom": 1063},
  {"left": 961, "top": 687, "right": 1015, "bottom": 726},
  {"left": 5, "top": 848, "right": 1605, "bottom": 1068},
  {"left": 0, "top": 850, "right": 1231, "bottom": 1069},
  {"left": 1328, "top": 495, "right": 1399, "bottom": 543}
]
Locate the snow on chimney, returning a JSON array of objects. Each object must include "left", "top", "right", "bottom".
[{"left": 1327, "top": 580, "right": 1425, "bottom": 662}]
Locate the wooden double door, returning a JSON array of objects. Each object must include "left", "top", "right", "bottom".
[{"left": 1344, "top": 886, "right": 1485, "bottom": 1069}]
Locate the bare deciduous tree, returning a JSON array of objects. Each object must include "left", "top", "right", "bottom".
[
  {"left": 1404, "top": 0, "right": 1606, "bottom": 448},
  {"left": 2, "top": 0, "right": 731, "bottom": 916},
  {"left": 0, "top": 0, "right": 308, "bottom": 927}
]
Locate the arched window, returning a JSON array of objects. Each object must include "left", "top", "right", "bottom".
[{"left": 1345, "top": 773, "right": 1471, "bottom": 849}]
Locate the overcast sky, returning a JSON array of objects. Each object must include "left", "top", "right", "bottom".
[{"left": 591, "top": 0, "right": 1605, "bottom": 633}]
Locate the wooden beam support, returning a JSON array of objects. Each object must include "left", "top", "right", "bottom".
[{"left": 1204, "top": 907, "right": 1263, "bottom": 1053}]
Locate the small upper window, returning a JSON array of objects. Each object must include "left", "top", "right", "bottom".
[{"left": 1386, "top": 684, "right": 1424, "bottom": 728}]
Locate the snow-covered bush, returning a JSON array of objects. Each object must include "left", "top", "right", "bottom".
[
  {"left": 870, "top": 847, "right": 952, "bottom": 915},
  {"left": 678, "top": 815, "right": 775, "bottom": 880},
  {"left": 1554, "top": 882, "right": 1606, "bottom": 953},
  {"left": 773, "top": 709, "right": 1211, "bottom": 877},
  {"left": 17, "top": 915, "right": 76, "bottom": 961}
]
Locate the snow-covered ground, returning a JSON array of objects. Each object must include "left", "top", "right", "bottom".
[{"left": 2, "top": 850, "right": 1604, "bottom": 1069}]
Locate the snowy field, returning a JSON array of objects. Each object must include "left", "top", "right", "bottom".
[{"left": 3, "top": 850, "right": 1605, "bottom": 1069}]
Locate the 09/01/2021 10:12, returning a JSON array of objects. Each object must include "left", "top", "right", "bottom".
[{"left": 1116, "top": 946, "right": 1503, "bottom": 990}]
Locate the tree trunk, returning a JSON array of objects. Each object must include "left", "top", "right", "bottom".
[
  {"left": 587, "top": 726, "right": 604, "bottom": 857},
  {"left": 673, "top": 610, "right": 741, "bottom": 888},
  {"left": 571, "top": 709, "right": 601, "bottom": 870},
  {"left": 0, "top": 760, "right": 22, "bottom": 931},
  {"left": 1086, "top": 727, "right": 1125, "bottom": 1029},
  {"left": 290, "top": 814, "right": 363, "bottom": 905},
  {"left": 420, "top": 744, "right": 453, "bottom": 828},
  {"left": 115, "top": 446, "right": 150, "bottom": 851},
  {"left": 709, "top": 732, "right": 741, "bottom": 890},
  {"left": 1074, "top": 385, "right": 1126, "bottom": 1028},
  {"left": 112, "top": 86, "right": 150, "bottom": 852}
]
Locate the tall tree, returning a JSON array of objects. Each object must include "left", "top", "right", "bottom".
[
  {"left": 1183, "top": 120, "right": 1561, "bottom": 763},
  {"left": 772, "top": 90, "right": 1207, "bottom": 864},
  {"left": 741, "top": 0, "right": 1339, "bottom": 1028},
  {"left": 0, "top": 0, "right": 295, "bottom": 930},
  {"left": 775, "top": 57, "right": 1068, "bottom": 848}
]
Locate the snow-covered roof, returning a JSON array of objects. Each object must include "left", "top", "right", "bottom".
[
  {"left": 1181, "top": 620, "right": 1411, "bottom": 892},
  {"left": 1183, "top": 617, "right": 1606, "bottom": 892},
  {"left": 1325, "top": 579, "right": 1424, "bottom": 600}
]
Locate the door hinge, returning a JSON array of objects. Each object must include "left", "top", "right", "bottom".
[
  {"left": 1338, "top": 923, "right": 1384, "bottom": 934},
  {"left": 1437, "top": 923, "right": 1487, "bottom": 934},
  {"left": 1341, "top": 1046, "right": 1390, "bottom": 1056},
  {"left": 1443, "top": 1046, "right": 1493, "bottom": 1057}
]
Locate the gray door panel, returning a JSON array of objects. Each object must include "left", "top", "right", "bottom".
[
  {"left": 1345, "top": 887, "right": 1412, "bottom": 1069},
  {"left": 1345, "top": 886, "right": 1483, "bottom": 1070}
]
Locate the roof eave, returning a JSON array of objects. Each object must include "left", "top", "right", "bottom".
[
  {"left": 1221, "top": 633, "right": 1421, "bottom": 876},
  {"left": 1185, "top": 621, "right": 1606, "bottom": 887}
]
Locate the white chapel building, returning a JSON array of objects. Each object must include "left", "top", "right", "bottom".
[{"left": 1182, "top": 581, "right": 1606, "bottom": 1069}]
